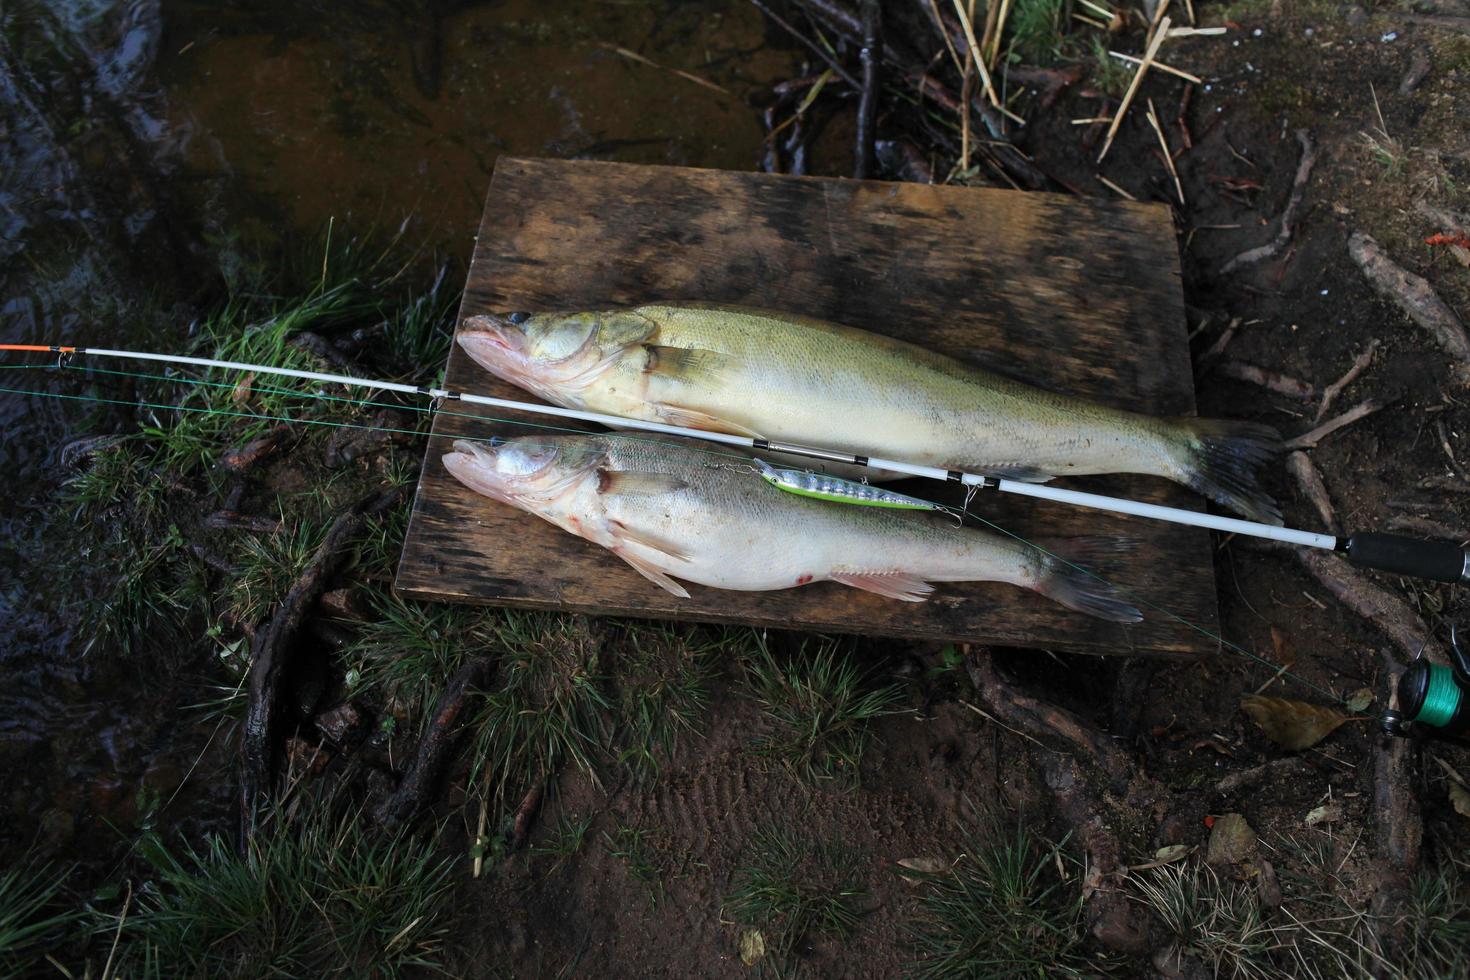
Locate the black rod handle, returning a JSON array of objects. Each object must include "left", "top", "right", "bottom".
[{"left": 1343, "top": 532, "right": 1469, "bottom": 583}]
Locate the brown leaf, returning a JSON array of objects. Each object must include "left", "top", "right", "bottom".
[
  {"left": 231, "top": 371, "right": 256, "bottom": 407},
  {"left": 1240, "top": 695, "right": 1351, "bottom": 751},
  {"left": 1206, "top": 812, "right": 1257, "bottom": 865},
  {"left": 738, "top": 929, "right": 766, "bottom": 966},
  {"left": 1345, "top": 687, "right": 1374, "bottom": 714},
  {"left": 896, "top": 856, "right": 948, "bottom": 884},
  {"left": 1451, "top": 782, "right": 1470, "bottom": 820}
]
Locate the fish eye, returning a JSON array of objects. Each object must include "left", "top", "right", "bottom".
[{"left": 507, "top": 312, "right": 530, "bottom": 325}]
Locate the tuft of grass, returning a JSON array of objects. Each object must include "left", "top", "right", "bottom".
[
  {"left": 343, "top": 589, "right": 495, "bottom": 728},
  {"left": 0, "top": 861, "right": 80, "bottom": 976},
  {"left": 1007, "top": 0, "right": 1066, "bottom": 65},
  {"left": 1087, "top": 35, "right": 1132, "bottom": 99},
  {"left": 1360, "top": 82, "right": 1404, "bottom": 179},
  {"left": 602, "top": 824, "right": 667, "bottom": 908},
  {"left": 725, "top": 828, "right": 866, "bottom": 961},
  {"left": 1397, "top": 855, "right": 1470, "bottom": 979},
  {"left": 531, "top": 812, "right": 596, "bottom": 872},
  {"left": 470, "top": 612, "right": 612, "bottom": 803},
  {"left": 1133, "top": 862, "right": 1279, "bottom": 979},
  {"left": 225, "top": 514, "right": 334, "bottom": 627},
  {"left": 741, "top": 639, "right": 904, "bottom": 787},
  {"left": 104, "top": 800, "right": 456, "bottom": 978},
  {"left": 908, "top": 821, "right": 1089, "bottom": 978},
  {"left": 608, "top": 622, "right": 729, "bottom": 778}
]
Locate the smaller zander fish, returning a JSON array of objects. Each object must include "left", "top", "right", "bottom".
[{"left": 443, "top": 433, "right": 1142, "bottom": 623}]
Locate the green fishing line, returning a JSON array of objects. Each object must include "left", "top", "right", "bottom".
[
  {"left": 1415, "top": 664, "right": 1461, "bottom": 728},
  {"left": 0, "top": 355, "right": 1345, "bottom": 704}
]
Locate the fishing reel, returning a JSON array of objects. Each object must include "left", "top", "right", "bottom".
[{"left": 1382, "top": 625, "right": 1470, "bottom": 741}]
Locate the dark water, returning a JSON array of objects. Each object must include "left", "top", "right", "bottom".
[{"left": 0, "top": 0, "right": 788, "bottom": 861}]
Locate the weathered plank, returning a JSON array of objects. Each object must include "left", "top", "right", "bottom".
[{"left": 397, "top": 157, "right": 1220, "bottom": 656}]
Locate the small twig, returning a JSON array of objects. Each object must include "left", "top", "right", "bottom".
[
  {"left": 985, "top": 0, "right": 1013, "bottom": 69},
  {"left": 1284, "top": 398, "right": 1382, "bottom": 450},
  {"left": 748, "top": 0, "right": 859, "bottom": 89},
  {"left": 1348, "top": 232, "right": 1470, "bottom": 363},
  {"left": 598, "top": 43, "right": 730, "bottom": 95},
  {"left": 511, "top": 778, "right": 547, "bottom": 849},
  {"left": 1195, "top": 316, "right": 1241, "bottom": 371},
  {"left": 1217, "top": 360, "right": 1315, "bottom": 400},
  {"left": 1096, "top": 174, "right": 1136, "bottom": 201},
  {"left": 1316, "top": 340, "right": 1379, "bottom": 423},
  {"left": 1110, "top": 51, "right": 1201, "bottom": 84},
  {"left": 854, "top": 0, "right": 882, "bottom": 179},
  {"left": 1287, "top": 451, "right": 1339, "bottom": 533},
  {"left": 1220, "top": 130, "right": 1316, "bottom": 274},
  {"left": 1099, "top": 16, "right": 1171, "bottom": 162},
  {"left": 1145, "top": 98, "right": 1185, "bottom": 205},
  {"left": 951, "top": 0, "right": 1023, "bottom": 125},
  {"left": 1436, "top": 419, "right": 1470, "bottom": 483}
]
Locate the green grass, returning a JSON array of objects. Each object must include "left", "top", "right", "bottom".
[
  {"left": 1007, "top": 0, "right": 1067, "bottom": 65},
  {"left": 0, "top": 861, "right": 80, "bottom": 977},
  {"left": 343, "top": 589, "right": 496, "bottom": 728},
  {"left": 725, "top": 828, "right": 866, "bottom": 962},
  {"left": 1397, "top": 855, "right": 1470, "bottom": 979},
  {"left": 602, "top": 824, "right": 667, "bottom": 908},
  {"left": 470, "top": 612, "right": 612, "bottom": 804},
  {"left": 607, "top": 622, "right": 732, "bottom": 778},
  {"left": 1088, "top": 35, "right": 1133, "bottom": 99},
  {"left": 1132, "top": 862, "right": 1279, "bottom": 979},
  {"left": 741, "top": 639, "right": 904, "bottom": 787},
  {"left": 907, "top": 821, "right": 1090, "bottom": 978},
  {"left": 530, "top": 812, "right": 596, "bottom": 872},
  {"left": 103, "top": 800, "right": 456, "bottom": 978}
]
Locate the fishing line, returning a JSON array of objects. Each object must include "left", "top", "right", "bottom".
[{"left": 0, "top": 351, "right": 1444, "bottom": 705}]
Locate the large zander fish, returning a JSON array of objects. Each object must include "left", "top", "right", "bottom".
[
  {"left": 458, "top": 303, "right": 1282, "bottom": 523},
  {"left": 442, "top": 433, "right": 1142, "bottom": 622}
]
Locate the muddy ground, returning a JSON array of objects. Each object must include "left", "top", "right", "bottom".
[{"left": 2, "top": 1, "right": 1469, "bottom": 977}]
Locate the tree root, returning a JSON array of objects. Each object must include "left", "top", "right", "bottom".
[
  {"left": 374, "top": 655, "right": 493, "bottom": 832},
  {"left": 965, "top": 649, "right": 1151, "bottom": 953},
  {"left": 239, "top": 486, "right": 404, "bottom": 843}
]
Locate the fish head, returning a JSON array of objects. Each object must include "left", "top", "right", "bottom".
[
  {"left": 458, "top": 309, "right": 655, "bottom": 402},
  {"left": 442, "top": 436, "right": 603, "bottom": 510}
]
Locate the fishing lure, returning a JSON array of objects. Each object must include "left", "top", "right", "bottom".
[{"left": 754, "top": 458, "right": 942, "bottom": 511}]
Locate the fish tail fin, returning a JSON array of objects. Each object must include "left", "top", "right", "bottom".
[
  {"left": 1032, "top": 537, "right": 1143, "bottom": 623},
  {"left": 1170, "top": 417, "right": 1283, "bottom": 525}
]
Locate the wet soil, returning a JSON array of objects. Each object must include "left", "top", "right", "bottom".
[{"left": 2, "top": 0, "right": 1469, "bottom": 976}]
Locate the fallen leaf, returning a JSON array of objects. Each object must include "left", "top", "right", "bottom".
[
  {"left": 231, "top": 371, "right": 256, "bottom": 407},
  {"left": 1305, "top": 803, "right": 1342, "bottom": 826},
  {"left": 1240, "top": 695, "right": 1352, "bottom": 751},
  {"left": 1206, "top": 812, "right": 1257, "bottom": 865},
  {"left": 1345, "top": 688, "right": 1374, "bottom": 713},
  {"left": 896, "top": 856, "right": 948, "bottom": 884},
  {"left": 1155, "top": 843, "right": 1192, "bottom": 864},
  {"left": 1451, "top": 783, "right": 1470, "bottom": 820},
  {"left": 738, "top": 929, "right": 766, "bottom": 966}
]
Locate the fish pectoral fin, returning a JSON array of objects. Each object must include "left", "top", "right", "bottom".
[
  {"left": 642, "top": 345, "right": 732, "bottom": 384},
  {"left": 650, "top": 402, "right": 764, "bottom": 439},
  {"left": 609, "top": 520, "right": 692, "bottom": 563},
  {"left": 612, "top": 546, "right": 692, "bottom": 598},
  {"left": 597, "top": 469, "right": 689, "bottom": 497},
  {"left": 829, "top": 571, "right": 935, "bottom": 603}
]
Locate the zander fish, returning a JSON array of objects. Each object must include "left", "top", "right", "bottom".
[
  {"left": 442, "top": 433, "right": 1142, "bottom": 623},
  {"left": 458, "top": 303, "right": 1282, "bottom": 523}
]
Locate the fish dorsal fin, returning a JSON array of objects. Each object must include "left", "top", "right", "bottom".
[
  {"left": 829, "top": 571, "right": 935, "bottom": 603},
  {"left": 642, "top": 344, "right": 731, "bottom": 384},
  {"left": 610, "top": 520, "right": 692, "bottom": 563},
  {"left": 650, "top": 402, "right": 764, "bottom": 438},
  {"left": 596, "top": 469, "right": 689, "bottom": 497}
]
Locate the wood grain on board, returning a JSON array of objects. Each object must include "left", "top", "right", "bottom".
[{"left": 397, "top": 156, "right": 1220, "bottom": 656}]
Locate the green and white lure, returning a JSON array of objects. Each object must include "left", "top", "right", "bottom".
[{"left": 754, "top": 458, "right": 949, "bottom": 513}]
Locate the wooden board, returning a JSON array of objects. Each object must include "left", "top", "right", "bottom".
[{"left": 397, "top": 157, "right": 1218, "bottom": 657}]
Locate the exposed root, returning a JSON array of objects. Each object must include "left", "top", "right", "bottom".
[
  {"left": 1286, "top": 451, "right": 1338, "bottom": 533},
  {"left": 1220, "top": 131, "right": 1316, "bottom": 275},
  {"left": 374, "top": 655, "right": 493, "bottom": 831},
  {"left": 1348, "top": 231, "right": 1470, "bottom": 363}
]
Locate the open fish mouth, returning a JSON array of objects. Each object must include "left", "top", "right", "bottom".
[{"left": 459, "top": 314, "right": 527, "bottom": 357}]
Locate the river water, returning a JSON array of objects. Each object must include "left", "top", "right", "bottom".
[{"left": 0, "top": 0, "right": 788, "bottom": 863}]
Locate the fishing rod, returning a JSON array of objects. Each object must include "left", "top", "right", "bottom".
[{"left": 4, "top": 342, "right": 1467, "bottom": 587}]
